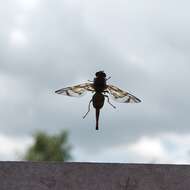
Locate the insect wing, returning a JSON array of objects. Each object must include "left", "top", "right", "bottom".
[
  {"left": 55, "top": 83, "right": 94, "bottom": 97},
  {"left": 107, "top": 84, "right": 141, "bottom": 103}
]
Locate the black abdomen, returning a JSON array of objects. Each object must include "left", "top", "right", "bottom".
[{"left": 92, "top": 93, "right": 105, "bottom": 109}]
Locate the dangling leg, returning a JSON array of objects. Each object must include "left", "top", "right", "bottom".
[
  {"left": 83, "top": 99, "right": 92, "bottom": 119},
  {"left": 104, "top": 95, "right": 116, "bottom": 109}
]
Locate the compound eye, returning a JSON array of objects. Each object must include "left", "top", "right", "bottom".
[{"left": 102, "top": 72, "right": 106, "bottom": 77}]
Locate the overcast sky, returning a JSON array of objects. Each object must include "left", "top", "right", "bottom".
[{"left": 0, "top": 0, "right": 190, "bottom": 163}]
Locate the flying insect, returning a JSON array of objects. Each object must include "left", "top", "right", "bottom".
[{"left": 55, "top": 71, "right": 141, "bottom": 130}]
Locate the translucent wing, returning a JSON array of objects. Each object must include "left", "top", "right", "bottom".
[
  {"left": 107, "top": 84, "right": 141, "bottom": 103},
  {"left": 55, "top": 83, "right": 94, "bottom": 97}
]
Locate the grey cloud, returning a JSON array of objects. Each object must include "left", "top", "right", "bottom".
[{"left": 0, "top": 0, "right": 190, "bottom": 159}]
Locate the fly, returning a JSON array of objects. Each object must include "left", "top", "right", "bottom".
[{"left": 55, "top": 71, "right": 141, "bottom": 130}]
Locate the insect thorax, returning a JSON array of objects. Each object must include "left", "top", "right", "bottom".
[{"left": 93, "top": 77, "right": 106, "bottom": 92}]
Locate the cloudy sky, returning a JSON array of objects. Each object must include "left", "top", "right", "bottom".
[{"left": 0, "top": 0, "right": 190, "bottom": 163}]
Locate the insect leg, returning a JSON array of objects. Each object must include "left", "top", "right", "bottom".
[
  {"left": 83, "top": 99, "right": 92, "bottom": 119},
  {"left": 106, "top": 76, "right": 111, "bottom": 81},
  {"left": 103, "top": 90, "right": 109, "bottom": 94},
  {"left": 104, "top": 95, "right": 116, "bottom": 109}
]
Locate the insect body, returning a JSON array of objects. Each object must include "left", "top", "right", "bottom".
[
  {"left": 91, "top": 71, "right": 107, "bottom": 129},
  {"left": 55, "top": 71, "right": 141, "bottom": 130}
]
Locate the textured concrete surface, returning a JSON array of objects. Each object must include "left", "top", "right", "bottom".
[{"left": 0, "top": 162, "right": 189, "bottom": 190}]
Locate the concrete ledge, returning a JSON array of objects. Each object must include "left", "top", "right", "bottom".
[{"left": 0, "top": 162, "right": 189, "bottom": 190}]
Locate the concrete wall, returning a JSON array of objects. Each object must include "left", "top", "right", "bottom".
[{"left": 0, "top": 162, "right": 189, "bottom": 190}]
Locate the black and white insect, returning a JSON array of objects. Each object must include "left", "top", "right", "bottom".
[{"left": 55, "top": 71, "right": 141, "bottom": 130}]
